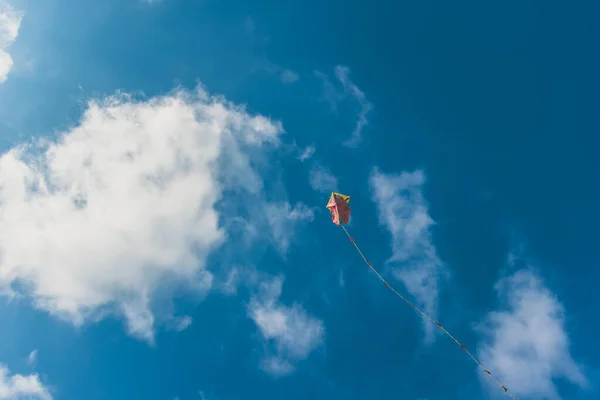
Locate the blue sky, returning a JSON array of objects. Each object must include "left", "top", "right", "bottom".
[{"left": 0, "top": 0, "right": 598, "bottom": 399}]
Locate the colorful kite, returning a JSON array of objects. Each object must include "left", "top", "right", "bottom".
[
  {"left": 326, "top": 192, "right": 351, "bottom": 226},
  {"left": 327, "top": 192, "right": 516, "bottom": 399}
]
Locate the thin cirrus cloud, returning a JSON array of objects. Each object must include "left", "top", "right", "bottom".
[
  {"left": 0, "top": 364, "right": 52, "bottom": 400},
  {"left": 26, "top": 350, "right": 38, "bottom": 366},
  {"left": 265, "top": 202, "right": 315, "bottom": 256},
  {"left": 254, "top": 58, "right": 300, "bottom": 85},
  {"left": 334, "top": 66, "right": 373, "bottom": 148},
  {"left": 244, "top": 18, "right": 299, "bottom": 85},
  {"left": 297, "top": 144, "right": 315, "bottom": 162},
  {"left": 309, "top": 163, "right": 338, "bottom": 193},
  {"left": 264, "top": 62, "right": 299, "bottom": 84},
  {"left": 369, "top": 168, "right": 447, "bottom": 342},
  {"left": 0, "top": 1, "right": 22, "bottom": 83},
  {"left": 172, "top": 316, "right": 193, "bottom": 332},
  {"left": 248, "top": 275, "right": 324, "bottom": 376},
  {"left": 279, "top": 69, "right": 300, "bottom": 84},
  {"left": 477, "top": 267, "right": 587, "bottom": 400},
  {"left": 315, "top": 65, "right": 373, "bottom": 147},
  {"left": 0, "top": 84, "right": 311, "bottom": 343}
]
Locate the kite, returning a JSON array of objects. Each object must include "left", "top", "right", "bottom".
[
  {"left": 326, "top": 192, "right": 516, "bottom": 399},
  {"left": 326, "top": 192, "right": 351, "bottom": 226}
]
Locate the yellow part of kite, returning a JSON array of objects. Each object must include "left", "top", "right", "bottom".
[
  {"left": 333, "top": 192, "right": 350, "bottom": 202},
  {"left": 326, "top": 192, "right": 351, "bottom": 208}
]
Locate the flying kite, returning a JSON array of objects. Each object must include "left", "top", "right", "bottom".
[
  {"left": 326, "top": 192, "right": 351, "bottom": 226},
  {"left": 326, "top": 192, "right": 516, "bottom": 399}
]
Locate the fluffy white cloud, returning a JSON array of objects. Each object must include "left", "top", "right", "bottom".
[
  {"left": 0, "top": 364, "right": 51, "bottom": 400},
  {"left": 0, "top": 1, "right": 22, "bottom": 83},
  {"left": 370, "top": 169, "right": 446, "bottom": 342},
  {"left": 248, "top": 276, "right": 324, "bottom": 376},
  {"left": 0, "top": 85, "right": 285, "bottom": 342},
  {"left": 309, "top": 164, "right": 337, "bottom": 193},
  {"left": 477, "top": 268, "right": 587, "bottom": 399}
]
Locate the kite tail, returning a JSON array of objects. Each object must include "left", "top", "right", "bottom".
[{"left": 340, "top": 225, "right": 516, "bottom": 400}]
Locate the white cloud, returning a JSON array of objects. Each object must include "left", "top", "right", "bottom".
[
  {"left": 334, "top": 66, "right": 372, "bottom": 147},
  {"left": 260, "top": 356, "right": 295, "bottom": 376},
  {"left": 0, "top": 85, "right": 285, "bottom": 342},
  {"left": 248, "top": 276, "right": 324, "bottom": 376},
  {"left": 256, "top": 59, "right": 299, "bottom": 85},
  {"left": 309, "top": 164, "right": 337, "bottom": 193},
  {"left": 477, "top": 268, "right": 587, "bottom": 399},
  {"left": 279, "top": 69, "right": 299, "bottom": 84},
  {"left": 315, "top": 65, "right": 372, "bottom": 147},
  {"left": 314, "top": 71, "right": 344, "bottom": 112},
  {"left": 265, "top": 202, "right": 314, "bottom": 255},
  {"left": 173, "top": 315, "right": 192, "bottom": 332},
  {"left": 217, "top": 266, "right": 269, "bottom": 296},
  {"left": 0, "top": 1, "right": 22, "bottom": 83},
  {"left": 221, "top": 267, "right": 240, "bottom": 295},
  {"left": 26, "top": 350, "right": 37, "bottom": 366},
  {"left": 369, "top": 169, "right": 446, "bottom": 342},
  {"left": 297, "top": 145, "right": 315, "bottom": 162},
  {"left": 0, "top": 364, "right": 51, "bottom": 400}
]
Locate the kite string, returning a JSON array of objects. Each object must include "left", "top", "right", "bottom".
[{"left": 340, "top": 225, "right": 516, "bottom": 400}]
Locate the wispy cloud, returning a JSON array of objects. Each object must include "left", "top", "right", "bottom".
[
  {"left": 248, "top": 276, "right": 324, "bottom": 376},
  {"left": 243, "top": 18, "right": 298, "bottom": 85},
  {"left": 173, "top": 316, "right": 192, "bottom": 332},
  {"left": 279, "top": 68, "right": 299, "bottom": 84},
  {"left": 257, "top": 59, "right": 299, "bottom": 85},
  {"left": 314, "top": 71, "right": 345, "bottom": 112},
  {"left": 0, "top": 85, "right": 284, "bottom": 343},
  {"left": 0, "top": 1, "right": 22, "bottom": 83},
  {"left": 369, "top": 168, "right": 446, "bottom": 342},
  {"left": 26, "top": 350, "right": 38, "bottom": 366},
  {"left": 216, "top": 266, "right": 270, "bottom": 297},
  {"left": 315, "top": 65, "right": 373, "bottom": 147},
  {"left": 297, "top": 145, "right": 315, "bottom": 162},
  {"left": 220, "top": 267, "right": 241, "bottom": 295},
  {"left": 334, "top": 66, "right": 373, "bottom": 147},
  {"left": 265, "top": 202, "right": 314, "bottom": 255},
  {"left": 0, "top": 363, "right": 52, "bottom": 400},
  {"left": 477, "top": 267, "right": 587, "bottom": 399},
  {"left": 309, "top": 164, "right": 338, "bottom": 193}
]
